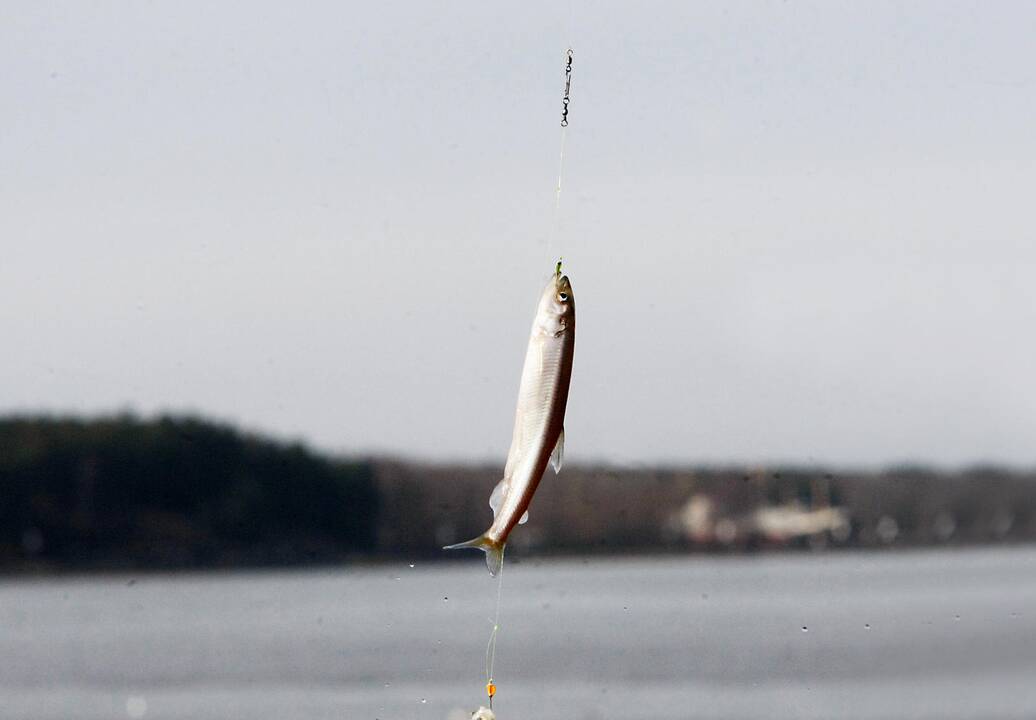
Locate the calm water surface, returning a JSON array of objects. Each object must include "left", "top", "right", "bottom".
[{"left": 2, "top": 547, "right": 1035, "bottom": 720}]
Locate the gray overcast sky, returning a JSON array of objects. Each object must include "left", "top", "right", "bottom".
[{"left": 3, "top": 2, "right": 1035, "bottom": 467}]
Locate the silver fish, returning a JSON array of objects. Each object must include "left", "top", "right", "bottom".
[{"left": 445, "top": 264, "right": 575, "bottom": 575}]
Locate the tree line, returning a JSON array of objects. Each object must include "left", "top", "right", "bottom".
[
  {"left": 0, "top": 415, "right": 377, "bottom": 570},
  {"left": 2, "top": 415, "right": 1034, "bottom": 571}
]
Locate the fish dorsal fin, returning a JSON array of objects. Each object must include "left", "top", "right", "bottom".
[
  {"left": 489, "top": 479, "right": 507, "bottom": 518},
  {"left": 550, "top": 427, "right": 565, "bottom": 474},
  {"left": 519, "top": 509, "right": 529, "bottom": 525}
]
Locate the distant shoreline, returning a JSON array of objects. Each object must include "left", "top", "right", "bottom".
[{"left": 3, "top": 414, "right": 1034, "bottom": 574}]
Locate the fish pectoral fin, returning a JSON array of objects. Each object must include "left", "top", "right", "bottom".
[
  {"left": 519, "top": 509, "right": 529, "bottom": 525},
  {"left": 489, "top": 479, "right": 508, "bottom": 518},
  {"left": 550, "top": 427, "right": 565, "bottom": 474}
]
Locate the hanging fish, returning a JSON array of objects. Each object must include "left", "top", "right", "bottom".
[{"left": 445, "top": 261, "right": 575, "bottom": 575}]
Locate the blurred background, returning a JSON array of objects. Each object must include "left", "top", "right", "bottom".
[{"left": 3, "top": 2, "right": 1036, "bottom": 719}]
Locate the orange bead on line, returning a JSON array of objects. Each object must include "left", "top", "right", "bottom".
[{"left": 486, "top": 682, "right": 496, "bottom": 698}]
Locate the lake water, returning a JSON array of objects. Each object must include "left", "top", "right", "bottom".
[{"left": 2, "top": 547, "right": 1035, "bottom": 720}]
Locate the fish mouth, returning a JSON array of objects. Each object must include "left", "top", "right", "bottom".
[{"left": 555, "top": 274, "right": 572, "bottom": 303}]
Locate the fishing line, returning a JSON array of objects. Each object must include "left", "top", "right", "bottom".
[
  {"left": 548, "top": 0, "right": 576, "bottom": 259},
  {"left": 480, "top": 13, "right": 576, "bottom": 711},
  {"left": 548, "top": 48, "right": 574, "bottom": 263},
  {"left": 484, "top": 545, "right": 505, "bottom": 708}
]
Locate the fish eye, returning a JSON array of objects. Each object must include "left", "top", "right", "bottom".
[{"left": 558, "top": 292, "right": 569, "bottom": 301}]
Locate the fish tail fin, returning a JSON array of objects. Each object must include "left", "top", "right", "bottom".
[{"left": 443, "top": 534, "right": 506, "bottom": 577}]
